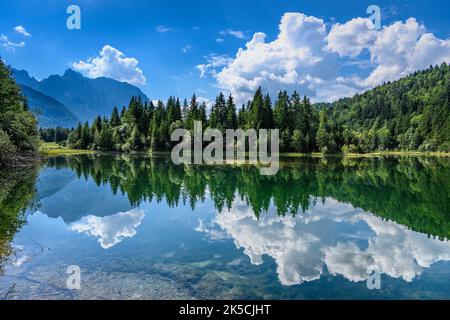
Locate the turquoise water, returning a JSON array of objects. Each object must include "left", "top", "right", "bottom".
[{"left": 0, "top": 155, "right": 449, "bottom": 299}]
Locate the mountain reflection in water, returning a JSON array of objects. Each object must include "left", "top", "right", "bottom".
[{"left": 0, "top": 154, "right": 449, "bottom": 299}]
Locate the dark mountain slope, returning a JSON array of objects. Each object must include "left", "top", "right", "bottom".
[
  {"left": 12, "top": 68, "right": 149, "bottom": 123},
  {"left": 19, "top": 84, "right": 80, "bottom": 128}
]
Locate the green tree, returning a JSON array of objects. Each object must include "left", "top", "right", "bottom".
[
  {"left": 261, "top": 93, "right": 273, "bottom": 129},
  {"left": 316, "top": 110, "right": 335, "bottom": 153},
  {"left": 98, "top": 124, "right": 113, "bottom": 150},
  {"left": 80, "top": 121, "right": 91, "bottom": 149},
  {"left": 225, "top": 94, "right": 238, "bottom": 130},
  {"left": 110, "top": 106, "right": 121, "bottom": 127},
  {"left": 249, "top": 87, "right": 265, "bottom": 130},
  {"left": 210, "top": 93, "right": 227, "bottom": 129},
  {"left": 0, "top": 59, "right": 38, "bottom": 165},
  {"left": 186, "top": 94, "right": 199, "bottom": 130}
]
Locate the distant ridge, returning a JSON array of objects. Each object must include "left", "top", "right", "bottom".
[
  {"left": 19, "top": 84, "right": 80, "bottom": 128},
  {"left": 12, "top": 68, "right": 149, "bottom": 124}
]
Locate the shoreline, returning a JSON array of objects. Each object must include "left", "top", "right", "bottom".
[
  {"left": 41, "top": 147, "right": 450, "bottom": 159},
  {"left": 0, "top": 152, "right": 43, "bottom": 169},
  {"left": 40, "top": 142, "right": 95, "bottom": 157},
  {"left": 279, "top": 151, "right": 450, "bottom": 158},
  {"left": 39, "top": 141, "right": 450, "bottom": 158}
]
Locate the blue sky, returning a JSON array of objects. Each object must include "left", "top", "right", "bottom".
[{"left": 1, "top": 0, "right": 449, "bottom": 104}]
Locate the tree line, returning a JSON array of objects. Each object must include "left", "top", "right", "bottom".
[
  {"left": 61, "top": 89, "right": 320, "bottom": 153},
  {"left": 55, "top": 63, "right": 449, "bottom": 154},
  {"left": 39, "top": 127, "right": 71, "bottom": 143},
  {"left": 35, "top": 63, "right": 450, "bottom": 154}
]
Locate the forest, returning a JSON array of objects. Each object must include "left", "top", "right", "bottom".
[
  {"left": 0, "top": 60, "right": 39, "bottom": 167},
  {"left": 43, "top": 63, "right": 449, "bottom": 154},
  {"left": 1, "top": 58, "right": 449, "bottom": 166}
]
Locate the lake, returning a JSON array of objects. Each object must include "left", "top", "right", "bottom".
[{"left": 0, "top": 154, "right": 449, "bottom": 299}]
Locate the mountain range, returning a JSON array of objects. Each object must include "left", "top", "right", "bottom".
[
  {"left": 18, "top": 84, "right": 80, "bottom": 128},
  {"left": 12, "top": 68, "right": 149, "bottom": 128}
]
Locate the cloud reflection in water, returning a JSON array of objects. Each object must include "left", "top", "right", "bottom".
[
  {"left": 70, "top": 209, "right": 145, "bottom": 249},
  {"left": 200, "top": 198, "right": 450, "bottom": 286}
]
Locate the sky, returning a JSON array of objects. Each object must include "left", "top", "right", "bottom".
[{"left": 1, "top": 0, "right": 449, "bottom": 105}]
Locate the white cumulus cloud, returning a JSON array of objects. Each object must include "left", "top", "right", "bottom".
[
  {"left": 196, "top": 54, "right": 233, "bottom": 78},
  {"left": 201, "top": 12, "right": 450, "bottom": 103},
  {"left": 362, "top": 18, "right": 450, "bottom": 87},
  {"left": 220, "top": 29, "right": 246, "bottom": 39},
  {"left": 14, "top": 25, "right": 31, "bottom": 37},
  {"left": 72, "top": 45, "right": 147, "bottom": 86},
  {"left": 0, "top": 34, "right": 25, "bottom": 51},
  {"left": 326, "top": 18, "right": 376, "bottom": 58}
]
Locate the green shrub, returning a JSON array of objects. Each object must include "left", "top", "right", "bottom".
[
  {"left": 418, "top": 139, "right": 438, "bottom": 152},
  {"left": 0, "top": 129, "right": 17, "bottom": 166}
]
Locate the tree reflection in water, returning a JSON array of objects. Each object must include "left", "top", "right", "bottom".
[{"left": 44, "top": 154, "right": 450, "bottom": 240}]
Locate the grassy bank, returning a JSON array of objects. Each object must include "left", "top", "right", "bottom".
[
  {"left": 40, "top": 142, "right": 95, "bottom": 157},
  {"left": 280, "top": 151, "right": 450, "bottom": 158},
  {"left": 39, "top": 143, "right": 450, "bottom": 158}
]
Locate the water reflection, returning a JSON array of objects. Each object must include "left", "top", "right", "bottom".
[
  {"left": 37, "top": 167, "right": 133, "bottom": 223},
  {"left": 70, "top": 209, "right": 145, "bottom": 249},
  {"left": 0, "top": 154, "right": 449, "bottom": 299},
  {"left": 0, "top": 167, "right": 38, "bottom": 275},
  {"left": 207, "top": 197, "right": 450, "bottom": 286},
  {"left": 44, "top": 154, "right": 450, "bottom": 240}
]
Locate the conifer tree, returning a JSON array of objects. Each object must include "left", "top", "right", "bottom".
[
  {"left": 225, "top": 94, "right": 238, "bottom": 130},
  {"left": 249, "top": 87, "right": 264, "bottom": 130},
  {"left": 111, "top": 106, "right": 121, "bottom": 127}
]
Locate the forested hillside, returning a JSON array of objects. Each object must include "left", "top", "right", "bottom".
[
  {"left": 326, "top": 63, "right": 449, "bottom": 153},
  {"left": 48, "top": 63, "right": 449, "bottom": 154}
]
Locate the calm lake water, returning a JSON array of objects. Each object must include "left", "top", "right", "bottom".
[{"left": 0, "top": 155, "right": 449, "bottom": 299}]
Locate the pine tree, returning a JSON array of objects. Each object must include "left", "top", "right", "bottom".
[
  {"left": 225, "top": 94, "right": 238, "bottom": 130},
  {"left": 84, "top": 122, "right": 93, "bottom": 149},
  {"left": 292, "top": 92, "right": 302, "bottom": 129},
  {"left": 301, "top": 95, "right": 314, "bottom": 152},
  {"left": 273, "top": 91, "right": 291, "bottom": 151},
  {"left": 261, "top": 93, "right": 273, "bottom": 129},
  {"left": 111, "top": 106, "right": 121, "bottom": 127},
  {"left": 210, "top": 93, "right": 227, "bottom": 129},
  {"left": 120, "top": 106, "right": 126, "bottom": 119},
  {"left": 182, "top": 99, "right": 189, "bottom": 123},
  {"left": 199, "top": 102, "right": 208, "bottom": 125},
  {"left": 166, "top": 96, "right": 177, "bottom": 125},
  {"left": 174, "top": 98, "right": 182, "bottom": 122},
  {"left": 186, "top": 94, "right": 199, "bottom": 130},
  {"left": 249, "top": 87, "right": 264, "bottom": 130},
  {"left": 237, "top": 104, "right": 247, "bottom": 128},
  {"left": 273, "top": 91, "right": 290, "bottom": 130}
]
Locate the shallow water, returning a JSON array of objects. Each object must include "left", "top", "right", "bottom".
[{"left": 0, "top": 155, "right": 449, "bottom": 299}]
